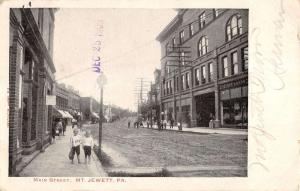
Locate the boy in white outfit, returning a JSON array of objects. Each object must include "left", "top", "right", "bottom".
[
  {"left": 70, "top": 128, "right": 81, "bottom": 164},
  {"left": 83, "top": 130, "right": 94, "bottom": 164}
]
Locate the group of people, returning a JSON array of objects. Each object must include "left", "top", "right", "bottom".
[
  {"left": 51, "top": 117, "right": 94, "bottom": 164},
  {"left": 69, "top": 128, "right": 94, "bottom": 164},
  {"left": 127, "top": 118, "right": 175, "bottom": 130}
]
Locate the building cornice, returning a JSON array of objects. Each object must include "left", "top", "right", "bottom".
[{"left": 156, "top": 11, "right": 183, "bottom": 42}]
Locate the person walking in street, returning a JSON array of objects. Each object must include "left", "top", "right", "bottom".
[
  {"left": 128, "top": 120, "right": 130, "bottom": 128},
  {"left": 70, "top": 128, "right": 82, "bottom": 164},
  {"left": 83, "top": 130, "right": 94, "bottom": 164}
]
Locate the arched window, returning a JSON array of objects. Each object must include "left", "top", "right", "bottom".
[
  {"left": 226, "top": 14, "right": 242, "bottom": 41},
  {"left": 198, "top": 36, "right": 208, "bottom": 56}
]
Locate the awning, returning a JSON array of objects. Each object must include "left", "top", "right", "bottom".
[
  {"left": 53, "top": 108, "right": 68, "bottom": 118},
  {"left": 91, "top": 112, "right": 99, "bottom": 119},
  {"left": 63, "top": 111, "right": 74, "bottom": 119}
]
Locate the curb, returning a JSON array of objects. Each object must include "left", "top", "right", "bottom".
[
  {"left": 143, "top": 126, "right": 247, "bottom": 136},
  {"left": 91, "top": 149, "right": 108, "bottom": 176},
  {"left": 105, "top": 165, "right": 247, "bottom": 177}
]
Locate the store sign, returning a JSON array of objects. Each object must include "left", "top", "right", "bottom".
[
  {"left": 219, "top": 78, "right": 247, "bottom": 90},
  {"left": 46, "top": 95, "right": 56, "bottom": 105}
]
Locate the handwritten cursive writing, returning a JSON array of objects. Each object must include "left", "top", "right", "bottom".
[{"left": 249, "top": 0, "right": 286, "bottom": 172}]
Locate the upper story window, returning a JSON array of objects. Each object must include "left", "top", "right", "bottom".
[
  {"left": 208, "top": 63, "right": 213, "bottom": 82},
  {"left": 185, "top": 73, "right": 190, "bottom": 89},
  {"left": 222, "top": 56, "right": 229, "bottom": 77},
  {"left": 172, "top": 37, "right": 176, "bottom": 49},
  {"left": 226, "top": 14, "right": 243, "bottom": 41},
  {"left": 198, "top": 36, "right": 208, "bottom": 56},
  {"left": 214, "top": 9, "right": 219, "bottom": 18},
  {"left": 199, "top": 12, "right": 206, "bottom": 29},
  {"left": 165, "top": 42, "right": 170, "bottom": 55},
  {"left": 201, "top": 65, "right": 206, "bottom": 84},
  {"left": 189, "top": 24, "right": 194, "bottom": 36},
  {"left": 179, "top": 30, "right": 185, "bottom": 44},
  {"left": 176, "top": 76, "right": 179, "bottom": 92},
  {"left": 180, "top": 52, "right": 185, "bottom": 65},
  {"left": 181, "top": 74, "right": 185, "bottom": 90},
  {"left": 231, "top": 51, "right": 238, "bottom": 75},
  {"left": 166, "top": 63, "right": 170, "bottom": 74},
  {"left": 195, "top": 68, "right": 200, "bottom": 86},
  {"left": 242, "top": 47, "right": 248, "bottom": 71},
  {"left": 169, "top": 80, "right": 173, "bottom": 93}
]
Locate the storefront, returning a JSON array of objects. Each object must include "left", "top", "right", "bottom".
[{"left": 220, "top": 78, "right": 248, "bottom": 128}]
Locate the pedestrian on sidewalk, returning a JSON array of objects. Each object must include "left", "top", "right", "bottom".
[
  {"left": 62, "top": 118, "right": 67, "bottom": 136},
  {"left": 83, "top": 130, "right": 94, "bottom": 164},
  {"left": 72, "top": 118, "right": 77, "bottom": 129},
  {"left": 51, "top": 120, "right": 57, "bottom": 143},
  {"left": 128, "top": 120, "right": 130, "bottom": 128},
  {"left": 56, "top": 119, "right": 63, "bottom": 138},
  {"left": 170, "top": 117, "right": 174, "bottom": 129},
  {"left": 163, "top": 119, "right": 167, "bottom": 130},
  {"left": 70, "top": 128, "right": 82, "bottom": 164}
]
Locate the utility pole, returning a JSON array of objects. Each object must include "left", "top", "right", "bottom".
[
  {"left": 97, "top": 72, "right": 106, "bottom": 158},
  {"left": 134, "top": 78, "right": 151, "bottom": 125},
  {"left": 165, "top": 45, "right": 192, "bottom": 131}
]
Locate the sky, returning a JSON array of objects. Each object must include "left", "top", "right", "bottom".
[{"left": 53, "top": 9, "right": 176, "bottom": 111}]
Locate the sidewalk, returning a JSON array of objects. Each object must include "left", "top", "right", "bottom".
[
  {"left": 19, "top": 126, "right": 107, "bottom": 177},
  {"left": 146, "top": 124, "right": 247, "bottom": 135}
]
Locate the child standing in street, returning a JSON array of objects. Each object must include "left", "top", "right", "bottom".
[
  {"left": 83, "top": 130, "right": 94, "bottom": 164},
  {"left": 70, "top": 128, "right": 81, "bottom": 164}
]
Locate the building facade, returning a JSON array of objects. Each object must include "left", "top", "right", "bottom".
[
  {"left": 157, "top": 9, "right": 248, "bottom": 128},
  {"left": 9, "top": 8, "right": 57, "bottom": 176},
  {"left": 146, "top": 69, "right": 161, "bottom": 124}
]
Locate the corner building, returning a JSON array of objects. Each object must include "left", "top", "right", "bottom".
[
  {"left": 156, "top": 9, "right": 248, "bottom": 128},
  {"left": 9, "top": 8, "right": 57, "bottom": 176}
]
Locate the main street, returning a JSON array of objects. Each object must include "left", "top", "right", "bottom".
[{"left": 84, "top": 118, "right": 247, "bottom": 176}]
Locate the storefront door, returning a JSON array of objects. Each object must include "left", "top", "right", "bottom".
[{"left": 195, "top": 92, "right": 215, "bottom": 127}]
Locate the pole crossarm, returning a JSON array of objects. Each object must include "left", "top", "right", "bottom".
[{"left": 166, "top": 64, "right": 193, "bottom": 68}]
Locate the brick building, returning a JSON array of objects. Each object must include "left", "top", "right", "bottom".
[
  {"left": 9, "top": 8, "right": 57, "bottom": 176},
  {"left": 156, "top": 9, "right": 248, "bottom": 128}
]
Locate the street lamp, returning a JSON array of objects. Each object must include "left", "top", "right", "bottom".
[{"left": 97, "top": 72, "right": 107, "bottom": 158}]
